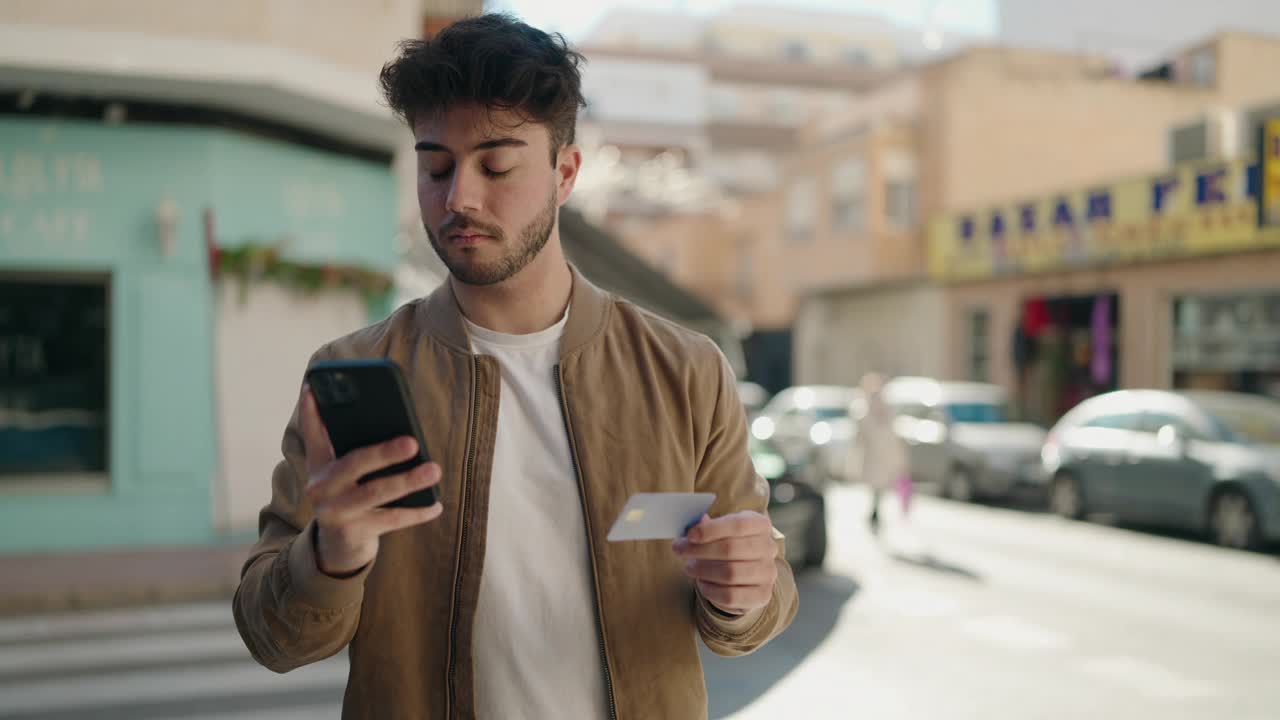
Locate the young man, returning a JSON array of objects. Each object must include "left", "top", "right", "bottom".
[{"left": 233, "top": 14, "right": 797, "bottom": 720}]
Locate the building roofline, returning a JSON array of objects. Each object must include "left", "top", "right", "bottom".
[
  {"left": 0, "top": 23, "right": 403, "bottom": 151},
  {"left": 1161, "top": 28, "right": 1280, "bottom": 59},
  {"left": 580, "top": 44, "right": 892, "bottom": 90},
  {"left": 801, "top": 275, "right": 938, "bottom": 303}
]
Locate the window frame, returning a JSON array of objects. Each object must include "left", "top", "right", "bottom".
[{"left": 0, "top": 270, "right": 112, "bottom": 492}]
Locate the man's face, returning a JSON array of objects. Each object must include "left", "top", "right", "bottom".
[{"left": 414, "top": 104, "right": 578, "bottom": 286}]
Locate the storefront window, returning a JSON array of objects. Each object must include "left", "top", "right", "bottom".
[
  {"left": 1172, "top": 291, "right": 1280, "bottom": 399},
  {"left": 0, "top": 275, "right": 109, "bottom": 479},
  {"left": 1013, "top": 293, "right": 1119, "bottom": 426}
]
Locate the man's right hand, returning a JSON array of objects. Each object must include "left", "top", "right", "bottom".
[{"left": 299, "top": 385, "right": 444, "bottom": 578}]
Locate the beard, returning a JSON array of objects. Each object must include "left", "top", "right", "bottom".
[{"left": 426, "top": 189, "right": 558, "bottom": 287}]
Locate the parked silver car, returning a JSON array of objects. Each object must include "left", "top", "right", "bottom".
[
  {"left": 1043, "top": 390, "right": 1280, "bottom": 550},
  {"left": 751, "top": 385, "right": 857, "bottom": 469},
  {"left": 737, "top": 381, "right": 771, "bottom": 419},
  {"left": 880, "top": 377, "right": 1048, "bottom": 502}
]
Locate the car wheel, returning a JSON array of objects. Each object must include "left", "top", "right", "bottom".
[
  {"left": 803, "top": 504, "right": 828, "bottom": 569},
  {"left": 943, "top": 466, "right": 975, "bottom": 503},
  {"left": 1049, "top": 472, "right": 1085, "bottom": 520},
  {"left": 1210, "top": 489, "right": 1262, "bottom": 551}
]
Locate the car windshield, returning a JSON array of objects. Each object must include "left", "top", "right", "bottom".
[
  {"left": 1198, "top": 397, "right": 1280, "bottom": 445},
  {"left": 946, "top": 402, "right": 1009, "bottom": 424},
  {"left": 812, "top": 406, "right": 848, "bottom": 420}
]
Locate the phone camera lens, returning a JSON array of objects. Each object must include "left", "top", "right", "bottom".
[
  {"left": 310, "top": 374, "right": 335, "bottom": 405},
  {"left": 331, "top": 373, "right": 357, "bottom": 404}
]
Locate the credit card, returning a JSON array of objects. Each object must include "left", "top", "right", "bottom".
[{"left": 606, "top": 492, "right": 717, "bottom": 542}]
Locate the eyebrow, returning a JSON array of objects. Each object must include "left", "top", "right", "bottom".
[{"left": 414, "top": 138, "right": 528, "bottom": 153}]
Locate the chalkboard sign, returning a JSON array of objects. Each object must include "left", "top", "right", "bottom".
[{"left": 0, "top": 275, "right": 108, "bottom": 476}]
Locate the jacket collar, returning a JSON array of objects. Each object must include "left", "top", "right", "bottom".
[{"left": 418, "top": 264, "right": 610, "bottom": 359}]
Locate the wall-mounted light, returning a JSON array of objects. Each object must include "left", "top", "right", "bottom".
[
  {"left": 155, "top": 196, "right": 178, "bottom": 258},
  {"left": 104, "top": 102, "right": 127, "bottom": 124}
]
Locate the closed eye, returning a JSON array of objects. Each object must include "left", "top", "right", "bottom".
[{"left": 427, "top": 166, "right": 512, "bottom": 181}]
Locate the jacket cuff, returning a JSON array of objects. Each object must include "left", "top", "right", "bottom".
[
  {"left": 286, "top": 520, "right": 372, "bottom": 610},
  {"left": 696, "top": 588, "right": 767, "bottom": 637}
]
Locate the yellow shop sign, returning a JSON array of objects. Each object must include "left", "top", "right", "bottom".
[{"left": 928, "top": 157, "right": 1280, "bottom": 280}]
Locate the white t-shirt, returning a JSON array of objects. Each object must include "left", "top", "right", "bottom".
[{"left": 465, "top": 310, "right": 610, "bottom": 720}]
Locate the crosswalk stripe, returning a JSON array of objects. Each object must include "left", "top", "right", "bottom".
[
  {"left": 959, "top": 614, "right": 1073, "bottom": 652},
  {"left": 0, "top": 628, "right": 248, "bottom": 677},
  {"left": 859, "top": 586, "right": 962, "bottom": 619},
  {"left": 1075, "top": 655, "right": 1222, "bottom": 701},
  {"left": 0, "top": 602, "right": 233, "bottom": 645},
  {"left": 0, "top": 656, "right": 348, "bottom": 717},
  {"left": 160, "top": 703, "right": 343, "bottom": 720}
]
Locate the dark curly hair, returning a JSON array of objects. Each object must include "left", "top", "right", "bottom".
[{"left": 379, "top": 14, "right": 587, "bottom": 164}]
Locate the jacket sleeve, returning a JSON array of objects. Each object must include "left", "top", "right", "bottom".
[
  {"left": 232, "top": 348, "right": 372, "bottom": 673},
  {"left": 692, "top": 349, "right": 799, "bottom": 657}
]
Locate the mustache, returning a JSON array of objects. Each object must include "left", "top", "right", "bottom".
[{"left": 439, "top": 215, "right": 503, "bottom": 238}]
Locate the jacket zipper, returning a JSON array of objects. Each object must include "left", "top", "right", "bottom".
[
  {"left": 554, "top": 365, "right": 620, "bottom": 720},
  {"left": 446, "top": 355, "right": 481, "bottom": 719}
]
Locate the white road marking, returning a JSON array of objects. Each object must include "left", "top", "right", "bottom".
[
  {"left": 959, "top": 615, "right": 1073, "bottom": 652},
  {"left": 0, "top": 628, "right": 247, "bottom": 677},
  {"left": 860, "top": 587, "right": 962, "bottom": 619},
  {"left": 0, "top": 656, "right": 348, "bottom": 716},
  {"left": 1076, "top": 655, "right": 1222, "bottom": 701},
  {"left": 0, "top": 602, "right": 232, "bottom": 644},
  {"left": 160, "top": 703, "right": 342, "bottom": 720}
]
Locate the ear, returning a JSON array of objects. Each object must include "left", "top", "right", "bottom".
[{"left": 554, "top": 144, "right": 583, "bottom": 206}]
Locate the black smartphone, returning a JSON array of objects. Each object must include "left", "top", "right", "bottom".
[{"left": 304, "top": 358, "right": 438, "bottom": 509}]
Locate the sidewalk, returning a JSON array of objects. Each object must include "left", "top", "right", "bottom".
[{"left": 0, "top": 543, "right": 252, "bottom": 615}]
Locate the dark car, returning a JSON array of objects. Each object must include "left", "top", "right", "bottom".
[
  {"left": 1043, "top": 390, "right": 1280, "bottom": 550},
  {"left": 749, "top": 435, "right": 827, "bottom": 569}
]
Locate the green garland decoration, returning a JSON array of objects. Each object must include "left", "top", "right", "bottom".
[{"left": 216, "top": 243, "right": 394, "bottom": 307}]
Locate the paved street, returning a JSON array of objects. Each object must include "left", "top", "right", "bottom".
[
  {"left": 2, "top": 485, "right": 1278, "bottom": 719},
  {"left": 705, "top": 486, "right": 1280, "bottom": 719}
]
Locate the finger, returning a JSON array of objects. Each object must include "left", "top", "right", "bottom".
[
  {"left": 316, "top": 462, "right": 442, "bottom": 525},
  {"left": 336, "top": 435, "right": 420, "bottom": 485},
  {"left": 683, "top": 559, "right": 777, "bottom": 586},
  {"left": 686, "top": 511, "right": 772, "bottom": 544},
  {"left": 371, "top": 502, "right": 445, "bottom": 535},
  {"left": 696, "top": 579, "right": 772, "bottom": 613},
  {"left": 299, "top": 386, "right": 335, "bottom": 472},
  {"left": 309, "top": 435, "right": 420, "bottom": 503},
  {"left": 673, "top": 533, "right": 777, "bottom": 561}
]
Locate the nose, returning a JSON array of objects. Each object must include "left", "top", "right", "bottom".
[{"left": 444, "top": 165, "right": 483, "bottom": 215}]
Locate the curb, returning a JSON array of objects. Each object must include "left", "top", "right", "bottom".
[
  {"left": 0, "top": 544, "right": 251, "bottom": 618},
  {"left": 0, "top": 579, "right": 239, "bottom": 617}
]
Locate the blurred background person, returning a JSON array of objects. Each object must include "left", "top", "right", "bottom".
[{"left": 848, "top": 371, "right": 911, "bottom": 534}]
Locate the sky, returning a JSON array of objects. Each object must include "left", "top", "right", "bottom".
[{"left": 486, "top": 0, "right": 1000, "bottom": 42}]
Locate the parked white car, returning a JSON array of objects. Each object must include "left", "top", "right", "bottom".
[
  {"left": 751, "top": 385, "right": 858, "bottom": 473},
  {"left": 880, "top": 377, "right": 1048, "bottom": 502}
]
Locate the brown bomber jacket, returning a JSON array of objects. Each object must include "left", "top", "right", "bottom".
[{"left": 232, "top": 267, "right": 799, "bottom": 719}]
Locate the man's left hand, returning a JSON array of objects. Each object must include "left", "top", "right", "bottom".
[{"left": 673, "top": 511, "right": 778, "bottom": 616}]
